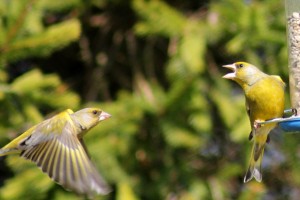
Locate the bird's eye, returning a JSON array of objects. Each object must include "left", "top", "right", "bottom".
[
  {"left": 92, "top": 110, "right": 99, "bottom": 115},
  {"left": 237, "top": 63, "right": 244, "bottom": 68}
]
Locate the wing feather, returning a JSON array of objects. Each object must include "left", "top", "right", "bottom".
[
  {"left": 40, "top": 142, "right": 56, "bottom": 172},
  {"left": 46, "top": 141, "right": 59, "bottom": 178},
  {"left": 52, "top": 141, "right": 62, "bottom": 182},
  {"left": 20, "top": 122, "right": 111, "bottom": 197},
  {"left": 30, "top": 144, "right": 45, "bottom": 161}
]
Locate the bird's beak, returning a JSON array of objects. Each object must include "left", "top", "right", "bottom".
[
  {"left": 222, "top": 64, "right": 236, "bottom": 79},
  {"left": 99, "top": 111, "right": 111, "bottom": 121}
]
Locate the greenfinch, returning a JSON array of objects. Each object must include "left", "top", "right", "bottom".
[
  {"left": 0, "top": 108, "right": 111, "bottom": 197},
  {"left": 223, "top": 62, "right": 285, "bottom": 182}
]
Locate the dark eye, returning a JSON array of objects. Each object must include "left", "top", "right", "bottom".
[
  {"left": 237, "top": 63, "right": 244, "bottom": 68},
  {"left": 92, "top": 110, "right": 99, "bottom": 115}
]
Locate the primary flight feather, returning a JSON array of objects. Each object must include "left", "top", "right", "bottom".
[
  {"left": 0, "top": 108, "right": 111, "bottom": 197},
  {"left": 223, "top": 62, "right": 285, "bottom": 182}
]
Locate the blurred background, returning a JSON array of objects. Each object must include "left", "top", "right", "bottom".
[{"left": 0, "top": 0, "right": 296, "bottom": 199}]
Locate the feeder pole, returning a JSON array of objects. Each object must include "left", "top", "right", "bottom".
[{"left": 286, "top": 0, "right": 300, "bottom": 115}]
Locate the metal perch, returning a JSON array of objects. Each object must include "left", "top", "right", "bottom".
[{"left": 258, "top": 109, "right": 300, "bottom": 131}]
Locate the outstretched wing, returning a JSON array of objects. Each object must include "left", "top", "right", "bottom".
[
  {"left": 0, "top": 110, "right": 73, "bottom": 156},
  {"left": 20, "top": 117, "right": 111, "bottom": 197}
]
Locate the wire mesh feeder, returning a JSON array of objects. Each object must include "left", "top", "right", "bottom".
[{"left": 286, "top": 0, "right": 300, "bottom": 114}]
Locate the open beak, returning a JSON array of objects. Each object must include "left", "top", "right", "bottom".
[
  {"left": 99, "top": 111, "right": 112, "bottom": 121},
  {"left": 222, "top": 64, "right": 236, "bottom": 79}
]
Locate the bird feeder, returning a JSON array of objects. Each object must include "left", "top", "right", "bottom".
[
  {"left": 286, "top": 0, "right": 300, "bottom": 114},
  {"left": 258, "top": 1, "right": 300, "bottom": 131}
]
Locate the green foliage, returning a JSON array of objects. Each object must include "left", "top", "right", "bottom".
[
  {"left": 2, "top": 19, "right": 81, "bottom": 63},
  {"left": 0, "top": 0, "right": 81, "bottom": 65},
  {"left": 0, "top": 0, "right": 296, "bottom": 200},
  {"left": 210, "top": 0, "right": 287, "bottom": 75},
  {"left": 133, "top": 0, "right": 186, "bottom": 37}
]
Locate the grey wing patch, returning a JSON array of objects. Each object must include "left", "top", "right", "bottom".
[{"left": 20, "top": 128, "right": 111, "bottom": 197}]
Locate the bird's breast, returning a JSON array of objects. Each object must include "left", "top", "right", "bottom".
[{"left": 245, "top": 77, "right": 285, "bottom": 121}]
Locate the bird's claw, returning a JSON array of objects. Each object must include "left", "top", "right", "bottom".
[
  {"left": 292, "top": 108, "right": 298, "bottom": 116},
  {"left": 253, "top": 120, "right": 263, "bottom": 129},
  {"left": 284, "top": 108, "right": 298, "bottom": 116}
]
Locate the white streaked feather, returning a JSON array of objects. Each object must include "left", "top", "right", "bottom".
[{"left": 253, "top": 168, "right": 262, "bottom": 182}]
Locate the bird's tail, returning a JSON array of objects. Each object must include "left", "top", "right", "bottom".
[{"left": 244, "top": 136, "right": 267, "bottom": 183}]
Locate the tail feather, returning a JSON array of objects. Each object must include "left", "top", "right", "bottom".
[
  {"left": 244, "top": 140, "right": 265, "bottom": 183},
  {"left": 254, "top": 142, "right": 265, "bottom": 161}
]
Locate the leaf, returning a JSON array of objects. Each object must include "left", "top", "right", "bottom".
[
  {"left": 2, "top": 19, "right": 81, "bottom": 62},
  {"left": 133, "top": 0, "right": 186, "bottom": 37},
  {"left": 179, "top": 21, "right": 206, "bottom": 74},
  {"left": 162, "top": 123, "right": 202, "bottom": 149}
]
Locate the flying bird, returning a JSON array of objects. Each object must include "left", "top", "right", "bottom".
[{"left": 0, "top": 108, "right": 111, "bottom": 197}]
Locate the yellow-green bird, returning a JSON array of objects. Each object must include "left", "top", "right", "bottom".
[
  {"left": 223, "top": 62, "right": 285, "bottom": 182},
  {"left": 0, "top": 108, "right": 111, "bottom": 197}
]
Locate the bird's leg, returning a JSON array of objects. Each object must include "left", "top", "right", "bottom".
[{"left": 253, "top": 120, "right": 263, "bottom": 129}]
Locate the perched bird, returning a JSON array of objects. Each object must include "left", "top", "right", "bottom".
[
  {"left": 0, "top": 108, "right": 111, "bottom": 197},
  {"left": 223, "top": 62, "right": 285, "bottom": 182}
]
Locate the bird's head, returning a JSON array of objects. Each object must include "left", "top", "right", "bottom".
[
  {"left": 222, "top": 62, "right": 266, "bottom": 87},
  {"left": 71, "top": 108, "right": 111, "bottom": 130}
]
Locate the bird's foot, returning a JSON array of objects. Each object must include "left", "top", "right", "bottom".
[
  {"left": 292, "top": 108, "right": 298, "bottom": 116},
  {"left": 284, "top": 108, "right": 298, "bottom": 116},
  {"left": 253, "top": 120, "right": 263, "bottom": 129}
]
